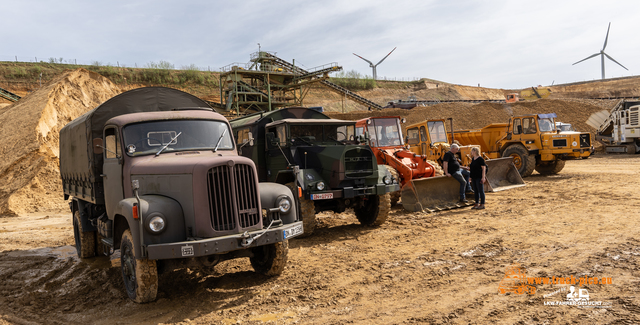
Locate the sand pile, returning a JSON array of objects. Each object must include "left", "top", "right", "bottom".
[
  {"left": 0, "top": 68, "right": 120, "bottom": 217},
  {"left": 328, "top": 99, "right": 611, "bottom": 133}
]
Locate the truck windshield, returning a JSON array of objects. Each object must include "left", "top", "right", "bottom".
[
  {"left": 427, "top": 121, "right": 447, "bottom": 143},
  {"left": 367, "top": 118, "right": 403, "bottom": 147},
  {"left": 123, "top": 119, "right": 233, "bottom": 156},
  {"left": 538, "top": 118, "right": 555, "bottom": 132},
  {"left": 289, "top": 124, "right": 355, "bottom": 145}
]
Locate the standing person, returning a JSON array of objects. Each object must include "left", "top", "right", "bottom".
[
  {"left": 469, "top": 147, "right": 487, "bottom": 209},
  {"left": 443, "top": 144, "right": 473, "bottom": 203}
]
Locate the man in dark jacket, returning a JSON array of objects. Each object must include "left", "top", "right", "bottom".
[{"left": 442, "top": 144, "right": 473, "bottom": 202}]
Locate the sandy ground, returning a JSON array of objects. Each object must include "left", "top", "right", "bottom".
[{"left": 1, "top": 154, "right": 639, "bottom": 324}]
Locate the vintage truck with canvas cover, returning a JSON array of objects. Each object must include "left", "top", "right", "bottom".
[
  {"left": 229, "top": 107, "right": 399, "bottom": 236},
  {"left": 59, "top": 87, "right": 302, "bottom": 303}
]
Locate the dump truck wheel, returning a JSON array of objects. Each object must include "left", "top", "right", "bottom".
[
  {"left": 502, "top": 145, "right": 536, "bottom": 177},
  {"left": 298, "top": 198, "right": 317, "bottom": 237},
  {"left": 73, "top": 210, "right": 96, "bottom": 259},
  {"left": 535, "top": 159, "right": 566, "bottom": 175},
  {"left": 250, "top": 240, "right": 289, "bottom": 276},
  {"left": 384, "top": 165, "right": 401, "bottom": 206},
  {"left": 355, "top": 193, "right": 391, "bottom": 226},
  {"left": 121, "top": 229, "right": 158, "bottom": 303},
  {"left": 427, "top": 160, "right": 444, "bottom": 176}
]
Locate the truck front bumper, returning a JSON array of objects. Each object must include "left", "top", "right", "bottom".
[
  {"left": 306, "top": 183, "right": 400, "bottom": 200},
  {"left": 145, "top": 221, "right": 303, "bottom": 260}
]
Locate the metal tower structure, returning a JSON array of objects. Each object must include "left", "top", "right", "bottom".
[
  {"left": 219, "top": 51, "right": 342, "bottom": 115},
  {"left": 573, "top": 23, "right": 628, "bottom": 80},
  {"left": 353, "top": 47, "right": 396, "bottom": 80}
]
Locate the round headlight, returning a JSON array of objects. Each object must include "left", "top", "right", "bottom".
[
  {"left": 148, "top": 215, "right": 166, "bottom": 233},
  {"left": 316, "top": 181, "right": 326, "bottom": 191},
  {"left": 276, "top": 196, "right": 292, "bottom": 213},
  {"left": 383, "top": 175, "right": 391, "bottom": 185}
]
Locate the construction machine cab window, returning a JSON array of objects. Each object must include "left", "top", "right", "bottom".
[
  {"left": 513, "top": 119, "right": 522, "bottom": 135},
  {"left": 427, "top": 121, "right": 447, "bottom": 143},
  {"left": 420, "top": 126, "right": 427, "bottom": 142},
  {"left": 407, "top": 128, "right": 420, "bottom": 145},
  {"left": 538, "top": 118, "right": 554, "bottom": 132},
  {"left": 367, "top": 118, "right": 403, "bottom": 147},
  {"left": 522, "top": 118, "right": 537, "bottom": 134}
]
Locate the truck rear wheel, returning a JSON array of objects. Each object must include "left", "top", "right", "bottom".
[
  {"left": 250, "top": 240, "right": 289, "bottom": 276},
  {"left": 502, "top": 145, "right": 536, "bottom": 177},
  {"left": 355, "top": 193, "right": 391, "bottom": 226},
  {"left": 120, "top": 229, "right": 158, "bottom": 303},
  {"left": 534, "top": 159, "right": 566, "bottom": 175},
  {"left": 384, "top": 165, "right": 401, "bottom": 206},
  {"left": 73, "top": 210, "right": 96, "bottom": 259}
]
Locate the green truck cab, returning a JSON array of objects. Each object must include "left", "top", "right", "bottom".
[{"left": 230, "top": 107, "right": 399, "bottom": 236}]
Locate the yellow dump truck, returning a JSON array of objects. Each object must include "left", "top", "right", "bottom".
[{"left": 452, "top": 113, "right": 592, "bottom": 177}]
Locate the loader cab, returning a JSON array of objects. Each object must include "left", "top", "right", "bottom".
[
  {"left": 356, "top": 117, "right": 404, "bottom": 148},
  {"left": 405, "top": 119, "right": 449, "bottom": 157}
]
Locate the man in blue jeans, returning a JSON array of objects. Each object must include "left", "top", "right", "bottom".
[{"left": 442, "top": 144, "right": 473, "bottom": 202}]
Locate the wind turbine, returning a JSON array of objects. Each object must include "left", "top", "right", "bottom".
[
  {"left": 572, "top": 22, "right": 628, "bottom": 79},
  {"left": 353, "top": 47, "right": 396, "bottom": 80}
]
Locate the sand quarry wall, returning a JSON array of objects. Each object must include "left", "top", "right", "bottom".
[
  {"left": 328, "top": 99, "right": 614, "bottom": 138},
  {"left": 0, "top": 69, "right": 120, "bottom": 216}
]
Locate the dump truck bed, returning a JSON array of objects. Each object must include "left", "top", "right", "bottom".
[{"left": 451, "top": 123, "right": 508, "bottom": 153}]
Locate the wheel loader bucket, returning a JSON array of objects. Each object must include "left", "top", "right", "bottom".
[
  {"left": 401, "top": 176, "right": 471, "bottom": 212},
  {"left": 484, "top": 157, "right": 526, "bottom": 192}
]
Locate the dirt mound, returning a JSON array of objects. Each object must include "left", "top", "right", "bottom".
[
  {"left": 0, "top": 69, "right": 120, "bottom": 217},
  {"left": 328, "top": 99, "right": 611, "bottom": 133}
]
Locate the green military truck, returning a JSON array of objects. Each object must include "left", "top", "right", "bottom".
[
  {"left": 229, "top": 107, "right": 399, "bottom": 236},
  {"left": 59, "top": 87, "right": 302, "bottom": 303}
]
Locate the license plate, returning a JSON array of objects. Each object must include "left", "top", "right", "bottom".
[
  {"left": 311, "top": 193, "right": 333, "bottom": 200},
  {"left": 283, "top": 225, "right": 303, "bottom": 239}
]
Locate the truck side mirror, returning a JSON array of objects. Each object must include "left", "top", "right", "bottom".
[
  {"left": 266, "top": 132, "right": 280, "bottom": 148},
  {"left": 93, "top": 138, "right": 104, "bottom": 154},
  {"left": 248, "top": 132, "right": 254, "bottom": 146}
]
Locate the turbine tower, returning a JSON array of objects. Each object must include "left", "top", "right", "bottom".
[
  {"left": 573, "top": 22, "right": 628, "bottom": 80},
  {"left": 353, "top": 47, "right": 396, "bottom": 80}
]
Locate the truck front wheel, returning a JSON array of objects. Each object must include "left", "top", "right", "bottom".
[
  {"left": 250, "top": 240, "right": 289, "bottom": 276},
  {"left": 298, "top": 198, "right": 317, "bottom": 237},
  {"left": 535, "top": 159, "right": 566, "bottom": 175},
  {"left": 73, "top": 210, "right": 96, "bottom": 258},
  {"left": 120, "top": 229, "right": 158, "bottom": 303},
  {"left": 384, "top": 165, "right": 401, "bottom": 206},
  {"left": 355, "top": 193, "right": 391, "bottom": 226},
  {"left": 502, "top": 145, "right": 536, "bottom": 177}
]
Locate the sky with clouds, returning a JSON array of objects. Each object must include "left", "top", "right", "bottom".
[{"left": 3, "top": 0, "right": 639, "bottom": 89}]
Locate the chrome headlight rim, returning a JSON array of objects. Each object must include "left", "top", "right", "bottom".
[
  {"left": 383, "top": 175, "right": 391, "bottom": 185},
  {"left": 146, "top": 214, "right": 167, "bottom": 234},
  {"left": 276, "top": 195, "right": 292, "bottom": 213},
  {"left": 316, "top": 181, "right": 326, "bottom": 191}
]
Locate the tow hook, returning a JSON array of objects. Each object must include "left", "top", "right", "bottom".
[{"left": 241, "top": 220, "right": 276, "bottom": 247}]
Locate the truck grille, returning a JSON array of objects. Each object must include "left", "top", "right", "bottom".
[
  {"left": 579, "top": 134, "right": 591, "bottom": 148},
  {"left": 206, "top": 164, "right": 260, "bottom": 232},
  {"left": 344, "top": 148, "right": 374, "bottom": 177},
  {"left": 553, "top": 139, "right": 567, "bottom": 147}
]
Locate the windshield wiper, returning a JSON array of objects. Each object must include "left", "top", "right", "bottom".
[
  {"left": 293, "top": 136, "right": 314, "bottom": 146},
  {"left": 213, "top": 128, "right": 228, "bottom": 152},
  {"left": 155, "top": 132, "right": 182, "bottom": 157}
]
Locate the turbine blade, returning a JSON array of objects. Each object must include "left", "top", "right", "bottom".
[
  {"left": 573, "top": 53, "right": 600, "bottom": 65},
  {"left": 603, "top": 52, "right": 629, "bottom": 70},
  {"left": 375, "top": 47, "right": 397, "bottom": 66},
  {"left": 353, "top": 53, "right": 374, "bottom": 66},
  {"left": 603, "top": 22, "right": 611, "bottom": 51}
]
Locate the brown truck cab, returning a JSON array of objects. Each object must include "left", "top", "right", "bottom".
[{"left": 60, "top": 87, "right": 302, "bottom": 303}]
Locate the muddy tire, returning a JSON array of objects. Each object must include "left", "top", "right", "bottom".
[
  {"left": 427, "top": 160, "right": 444, "bottom": 176},
  {"left": 120, "top": 229, "right": 158, "bottom": 303},
  {"left": 384, "top": 165, "right": 401, "bottom": 206},
  {"left": 73, "top": 210, "right": 96, "bottom": 259},
  {"left": 502, "top": 144, "right": 536, "bottom": 177},
  {"left": 250, "top": 240, "right": 289, "bottom": 276},
  {"left": 355, "top": 193, "right": 391, "bottom": 226},
  {"left": 298, "top": 198, "right": 317, "bottom": 237},
  {"left": 535, "top": 159, "right": 566, "bottom": 175}
]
